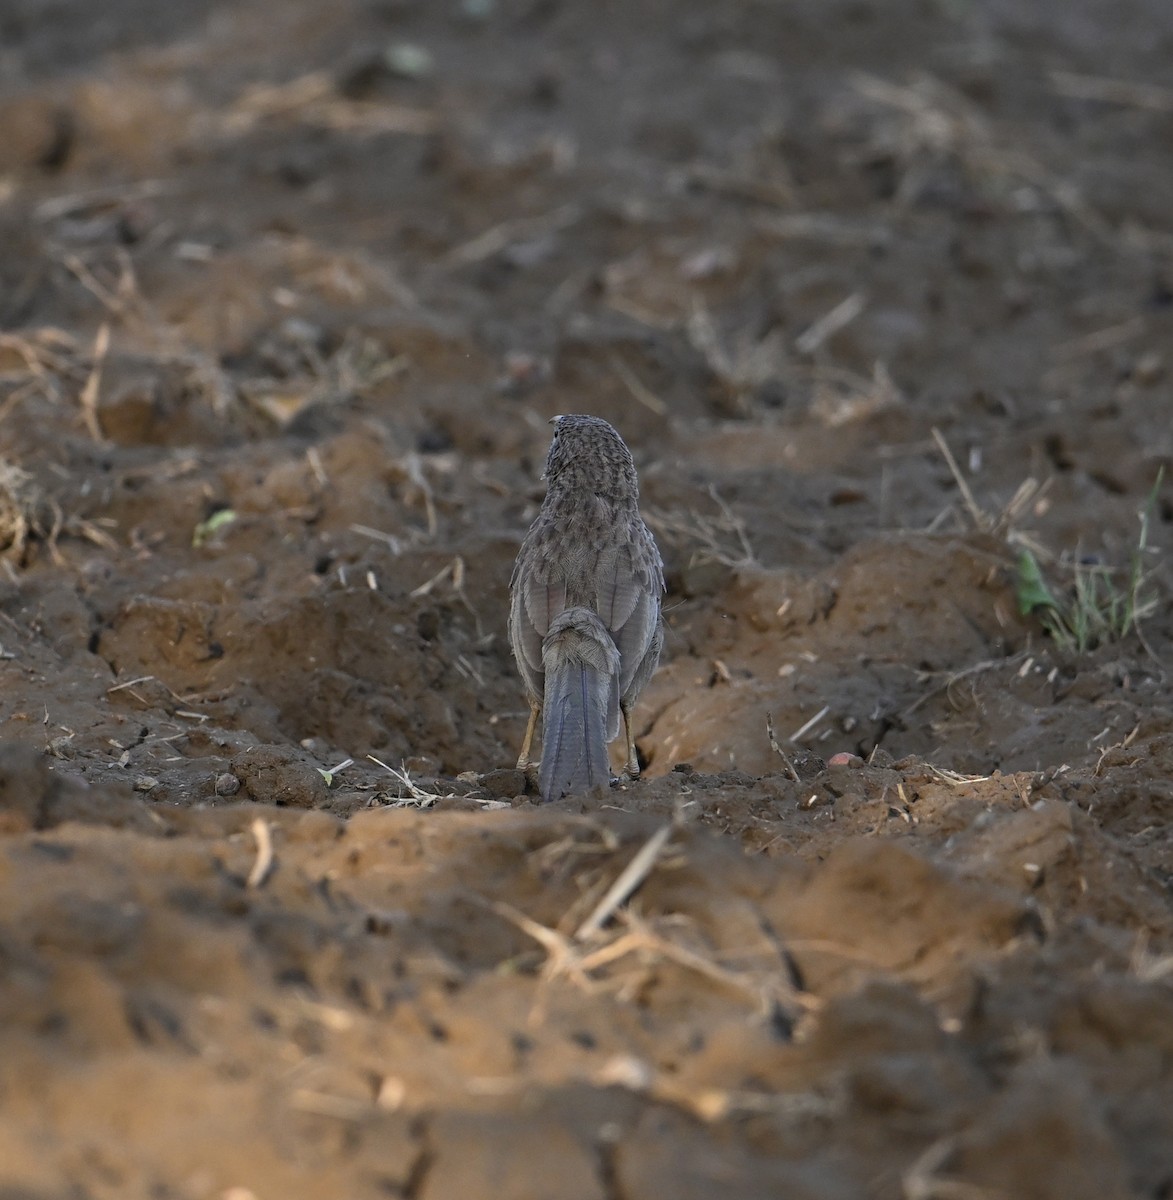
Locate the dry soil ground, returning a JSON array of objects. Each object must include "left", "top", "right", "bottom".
[{"left": 0, "top": 0, "right": 1171, "bottom": 1197}]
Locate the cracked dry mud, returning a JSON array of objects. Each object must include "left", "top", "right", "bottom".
[{"left": 1, "top": 0, "right": 1172, "bottom": 1197}]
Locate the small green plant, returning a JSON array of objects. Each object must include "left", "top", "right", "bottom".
[
  {"left": 1016, "top": 469, "right": 1164, "bottom": 654},
  {"left": 192, "top": 507, "right": 237, "bottom": 548}
]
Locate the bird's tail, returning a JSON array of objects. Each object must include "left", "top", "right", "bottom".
[{"left": 539, "top": 607, "right": 621, "bottom": 803}]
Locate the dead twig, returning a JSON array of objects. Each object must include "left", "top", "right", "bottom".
[{"left": 766, "top": 712, "right": 801, "bottom": 781}]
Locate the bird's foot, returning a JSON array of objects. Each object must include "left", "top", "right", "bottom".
[{"left": 517, "top": 758, "right": 541, "bottom": 792}]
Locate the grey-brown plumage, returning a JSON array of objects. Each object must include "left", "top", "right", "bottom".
[
  {"left": 509, "top": 414, "right": 664, "bottom": 802},
  {"left": 538, "top": 607, "right": 621, "bottom": 803}
]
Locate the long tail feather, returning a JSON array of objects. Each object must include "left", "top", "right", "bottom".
[{"left": 538, "top": 608, "right": 621, "bottom": 802}]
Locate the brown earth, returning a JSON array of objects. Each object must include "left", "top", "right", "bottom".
[{"left": 1, "top": 0, "right": 1172, "bottom": 1196}]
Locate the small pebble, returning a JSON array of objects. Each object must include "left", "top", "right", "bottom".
[
  {"left": 1133, "top": 351, "right": 1164, "bottom": 385},
  {"left": 384, "top": 42, "right": 434, "bottom": 79},
  {"left": 215, "top": 772, "right": 241, "bottom": 796}
]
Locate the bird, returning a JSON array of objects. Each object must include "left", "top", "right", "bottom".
[{"left": 509, "top": 414, "right": 664, "bottom": 802}]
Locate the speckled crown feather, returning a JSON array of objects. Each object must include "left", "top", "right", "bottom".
[{"left": 542, "top": 414, "right": 640, "bottom": 503}]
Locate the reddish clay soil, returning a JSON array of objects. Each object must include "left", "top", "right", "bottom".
[{"left": 1, "top": 1, "right": 1172, "bottom": 1197}]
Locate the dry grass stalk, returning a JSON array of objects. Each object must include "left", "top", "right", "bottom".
[
  {"left": 646, "top": 485, "right": 756, "bottom": 570},
  {"left": 246, "top": 818, "right": 275, "bottom": 889},
  {"left": 932, "top": 427, "right": 986, "bottom": 530},
  {"left": 34, "top": 180, "right": 173, "bottom": 223},
  {"left": 366, "top": 756, "right": 450, "bottom": 807},
  {"left": 444, "top": 204, "right": 581, "bottom": 268},
  {"left": 409, "top": 555, "right": 481, "bottom": 629},
  {"left": 56, "top": 246, "right": 242, "bottom": 420},
  {"left": 930, "top": 426, "right": 1051, "bottom": 549},
  {"left": 242, "top": 332, "right": 410, "bottom": 427},
  {"left": 1129, "top": 930, "right": 1173, "bottom": 984},
  {"left": 350, "top": 524, "right": 405, "bottom": 555},
  {"left": 902, "top": 651, "right": 1027, "bottom": 721},
  {"left": 852, "top": 71, "right": 1116, "bottom": 245},
  {"left": 491, "top": 899, "right": 597, "bottom": 993},
  {"left": 794, "top": 291, "right": 867, "bottom": 355},
  {"left": 681, "top": 160, "right": 795, "bottom": 208},
  {"left": 410, "top": 559, "right": 460, "bottom": 600},
  {"left": 106, "top": 674, "right": 184, "bottom": 699},
  {"left": 401, "top": 452, "right": 438, "bottom": 538},
  {"left": 1049, "top": 70, "right": 1173, "bottom": 113},
  {"left": 1093, "top": 722, "right": 1142, "bottom": 777},
  {"left": 223, "top": 70, "right": 439, "bottom": 137},
  {"left": 288, "top": 1090, "right": 370, "bottom": 1122},
  {"left": 809, "top": 360, "right": 902, "bottom": 427},
  {"left": 923, "top": 764, "right": 993, "bottom": 786},
  {"left": 496, "top": 895, "right": 808, "bottom": 1023},
  {"left": 0, "top": 459, "right": 43, "bottom": 560},
  {"left": 687, "top": 303, "right": 789, "bottom": 410},
  {"left": 0, "top": 328, "right": 84, "bottom": 410},
  {"left": 757, "top": 211, "right": 891, "bottom": 247},
  {"left": 902, "top": 1135, "right": 1003, "bottom": 1200},
  {"left": 574, "top": 821, "right": 675, "bottom": 941},
  {"left": 592, "top": 1052, "right": 833, "bottom": 1124},
  {"left": 608, "top": 352, "right": 667, "bottom": 415},
  {"left": 790, "top": 705, "right": 830, "bottom": 743},
  {"left": 765, "top": 712, "right": 801, "bottom": 781},
  {"left": 364, "top": 758, "right": 507, "bottom": 809},
  {"left": 1050, "top": 316, "right": 1147, "bottom": 361},
  {"left": 78, "top": 323, "right": 110, "bottom": 442}
]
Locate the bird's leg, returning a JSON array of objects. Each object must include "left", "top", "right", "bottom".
[
  {"left": 516, "top": 699, "right": 541, "bottom": 777},
  {"left": 621, "top": 700, "right": 641, "bottom": 779}
]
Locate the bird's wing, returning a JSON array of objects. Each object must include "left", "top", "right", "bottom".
[
  {"left": 595, "top": 533, "right": 663, "bottom": 699},
  {"left": 509, "top": 531, "right": 567, "bottom": 695}
]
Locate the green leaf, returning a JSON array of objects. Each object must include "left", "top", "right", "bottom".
[
  {"left": 1015, "top": 549, "right": 1057, "bottom": 616},
  {"left": 192, "top": 509, "right": 237, "bottom": 548}
]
